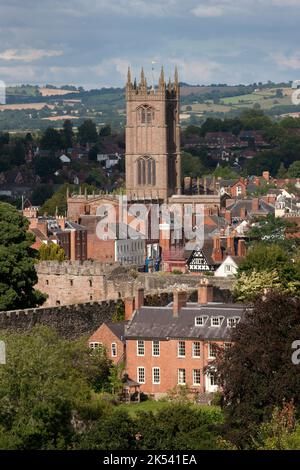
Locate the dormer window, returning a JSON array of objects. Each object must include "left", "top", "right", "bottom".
[
  {"left": 211, "top": 316, "right": 224, "bottom": 327},
  {"left": 227, "top": 317, "right": 240, "bottom": 328},
  {"left": 195, "top": 316, "right": 208, "bottom": 326}
]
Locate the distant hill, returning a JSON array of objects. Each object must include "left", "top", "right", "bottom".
[{"left": 0, "top": 81, "right": 297, "bottom": 132}]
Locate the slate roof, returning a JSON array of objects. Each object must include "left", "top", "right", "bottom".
[
  {"left": 226, "top": 198, "right": 274, "bottom": 217},
  {"left": 125, "top": 303, "right": 246, "bottom": 341},
  {"left": 106, "top": 321, "right": 128, "bottom": 342},
  {"left": 31, "top": 228, "right": 48, "bottom": 241}
]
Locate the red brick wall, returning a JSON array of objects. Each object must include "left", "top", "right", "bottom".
[
  {"left": 89, "top": 323, "right": 125, "bottom": 364},
  {"left": 126, "top": 338, "right": 225, "bottom": 395}
]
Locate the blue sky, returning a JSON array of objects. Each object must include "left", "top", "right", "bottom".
[{"left": 0, "top": 0, "right": 300, "bottom": 87}]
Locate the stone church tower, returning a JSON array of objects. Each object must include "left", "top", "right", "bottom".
[{"left": 125, "top": 67, "right": 181, "bottom": 201}]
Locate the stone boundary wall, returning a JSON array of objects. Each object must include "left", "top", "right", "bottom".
[
  {"left": 0, "top": 282, "right": 233, "bottom": 340},
  {"left": 0, "top": 293, "right": 174, "bottom": 340}
]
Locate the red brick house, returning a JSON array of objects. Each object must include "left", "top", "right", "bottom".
[
  {"left": 90, "top": 284, "right": 245, "bottom": 398},
  {"left": 124, "top": 284, "right": 244, "bottom": 397},
  {"left": 88, "top": 321, "right": 127, "bottom": 364}
]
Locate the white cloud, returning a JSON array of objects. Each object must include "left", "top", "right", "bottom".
[
  {"left": 0, "top": 65, "right": 38, "bottom": 81},
  {"left": 172, "top": 58, "right": 222, "bottom": 83},
  {"left": 0, "top": 48, "right": 63, "bottom": 62},
  {"left": 191, "top": 5, "right": 224, "bottom": 17},
  {"left": 272, "top": 52, "right": 300, "bottom": 70}
]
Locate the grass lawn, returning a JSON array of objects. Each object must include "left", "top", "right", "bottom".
[
  {"left": 117, "top": 400, "right": 218, "bottom": 417},
  {"left": 118, "top": 400, "right": 170, "bottom": 416}
]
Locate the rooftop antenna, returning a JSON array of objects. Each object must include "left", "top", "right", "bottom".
[{"left": 151, "top": 60, "right": 156, "bottom": 91}]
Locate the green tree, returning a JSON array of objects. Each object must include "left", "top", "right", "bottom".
[
  {"left": 234, "top": 269, "right": 282, "bottom": 301},
  {"left": 213, "top": 291, "right": 300, "bottom": 448},
  {"left": 41, "top": 183, "right": 98, "bottom": 216},
  {"left": 277, "top": 162, "right": 287, "bottom": 178},
  {"left": 34, "top": 154, "right": 61, "bottom": 180},
  {"left": 0, "top": 327, "right": 99, "bottom": 449},
  {"left": 212, "top": 166, "right": 238, "bottom": 179},
  {"left": 40, "top": 128, "right": 63, "bottom": 151},
  {"left": 39, "top": 243, "right": 66, "bottom": 261},
  {"left": 79, "top": 409, "right": 137, "bottom": 450},
  {"left": 255, "top": 401, "right": 300, "bottom": 450},
  {"left": 88, "top": 145, "right": 98, "bottom": 161},
  {"left": 181, "top": 151, "right": 206, "bottom": 178},
  {"left": 135, "top": 404, "right": 224, "bottom": 450},
  {"left": 62, "top": 119, "right": 74, "bottom": 149},
  {"left": 31, "top": 184, "right": 54, "bottom": 206},
  {"left": 99, "top": 124, "right": 111, "bottom": 137},
  {"left": 246, "top": 215, "right": 295, "bottom": 248},
  {"left": 288, "top": 161, "right": 300, "bottom": 178},
  {"left": 0, "top": 202, "right": 46, "bottom": 311},
  {"left": 108, "top": 362, "right": 125, "bottom": 396},
  {"left": 78, "top": 119, "right": 98, "bottom": 145},
  {"left": 11, "top": 141, "right": 25, "bottom": 166}
]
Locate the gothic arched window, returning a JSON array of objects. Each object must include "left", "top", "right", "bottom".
[
  {"left": 137, "top": 105, "right": 154, "bottom": 124},
  {"left": 137, "top": 156, "right": 156, "bottom": 186}
]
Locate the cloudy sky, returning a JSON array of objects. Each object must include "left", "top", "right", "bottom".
[{"left": 0, "top": 0, "right": 300, "bottom": 88}]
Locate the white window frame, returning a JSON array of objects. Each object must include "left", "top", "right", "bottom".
[
  {"left": 178, "top": 341, "right": 186, "bottom": 358},
  {"left": 193, "top": 369, "right": 201, "bottom": 386},
  {"left": 211, "top": 316, "right": 223, "bottom": 327},
  {"left": 111, "top": 342, "right": 117, "bottom": 357},
  {"left": 236, "top": 186, "right": 242, "bottom": 196},
  {"left": 137, "top": 340, "right": 145, "bottom": 356},
  {"left": 178, "top": 368, "right": 186, "bottom": 385},
  {"left": 225, "top": 264, "right": 232, "bottom": 273},
  {"left": 195, "top": 316, "right": 208, "bottom": 326},
  {"left": 137, "top": 367, "right": 145, "bottom": 384},
  {"left": 152, "top": 340, "right": 160, "bottom": 357},
  {"left": 192, "top": 341, "right": 201, "bottom": 358},
  {"left": 208, "top": 342, "right": 217, "bottom": 359},
  {"left": 89, "top": 342, "right": 101, "bottom": 349},
  {"left": 152, "top": 367, "right": 160, "bottom": 384},
  {"left": 227, "top": 317, "right": 240, "bottom": 328}
]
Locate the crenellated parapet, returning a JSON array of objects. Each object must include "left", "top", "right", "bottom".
[{"left": 126, "top": 66, "right": 179, "bottom": 101}]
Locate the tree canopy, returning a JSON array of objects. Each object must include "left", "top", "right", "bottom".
[
  {"left": 0, "top": 202, "right": 46, "bottom": 311},
  {"left": 39, "top": 243, "right": 67, "bottom": 261},
  {"left": 214, "top": 291, "right": 300, "bottom": 448}
]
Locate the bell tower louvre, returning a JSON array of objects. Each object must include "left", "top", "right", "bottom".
[{"left": 125, "top": 66, "right": 181, "bottom": 202}]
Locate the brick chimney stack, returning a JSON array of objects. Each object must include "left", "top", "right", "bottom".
[
  {"left": 225, "top": 210, "right": 231, "bottom": 224},
  {"left": 135, "top": 287, "right": 144, "bottom": 310},
  {"left": 252, "top": 198, "right": 259, "bottom": 212},
  {"left": 198, "top": 279, "right": 213, "bottom": 305},
  {"left": 212, "top": 236, "right": 223, "bottom": 263},
  {"left": 237, "top": 239, "right": 246, "bottom": 257},
  {"left": 124, "top": 297, "right": 135, "bottom": 321},
  {"left": 226, "top": 236, "right": 235, "bottom": 256},
  {"left": 240, "top": 207, "right": 246, "bottom": 219},
  {"left": 173, "top": 290, "right": 187, "bottom": 317}
]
